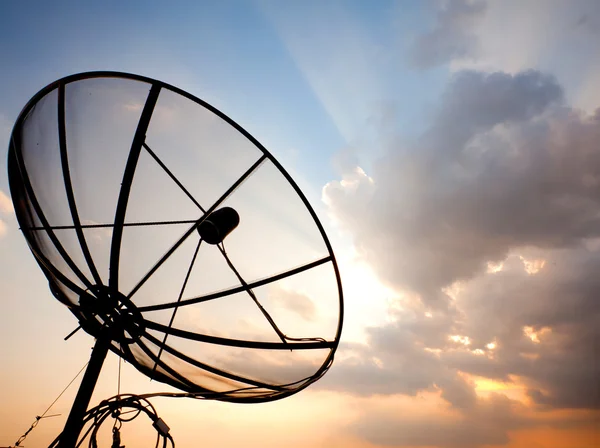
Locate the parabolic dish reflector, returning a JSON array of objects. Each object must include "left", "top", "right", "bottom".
[{"left": 8, "top": 72, "right": 343, "bottom": 402}]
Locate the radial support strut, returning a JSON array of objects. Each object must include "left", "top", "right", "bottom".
[{"left": 57, "top": 336, "right": 110, "bottom": 448}]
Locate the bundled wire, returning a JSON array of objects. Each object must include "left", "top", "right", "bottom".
[
  {"left": 11, "top": 357, "right": 332, "bottom": 448},
  {"left": 48, "top": 394, "right": 174, "bottom": 448},
  {"left": 44, "top": 360, "right": 333, "bottom": 448}
]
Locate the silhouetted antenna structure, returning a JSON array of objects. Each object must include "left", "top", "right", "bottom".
[{"left": 8, "top": 72, "right": 344, "bottom": 447}]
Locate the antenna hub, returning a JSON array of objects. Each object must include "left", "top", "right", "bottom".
[{"left": 78, "top": 286, "right": 145, "bottom": 344}]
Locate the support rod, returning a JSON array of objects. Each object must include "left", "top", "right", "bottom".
[{"left": 57, "top": 337, "right": 110, "bottom": 448}]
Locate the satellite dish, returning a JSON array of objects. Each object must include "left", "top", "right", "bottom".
[{"left": 8, "top": 72, "right": 343, "bottom": 446}]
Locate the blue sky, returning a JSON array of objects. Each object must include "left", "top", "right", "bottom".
[
  {"left": 2, "top": 1, "right": 600, "bottom": 447},
  {"left": 0, "top": 0, "right": 446, "bottom": 189}
]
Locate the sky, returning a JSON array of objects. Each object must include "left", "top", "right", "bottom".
[{"left": 1, "top": 0, "right": 599, "bottom": 447}]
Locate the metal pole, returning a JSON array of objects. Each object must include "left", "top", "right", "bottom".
[{"left": 57, "top": 337, "right": 110, "bottom": 448}]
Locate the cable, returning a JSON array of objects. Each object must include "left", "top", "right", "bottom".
[
  {"left": 48, "top": 394, "right": 175, "bottom": 448},
  {"left": 218, "top": 241, "right": 327, "bottom": 346},
  {"left": 117, "top": 354, "right": 122, "bottom": 397},
  {"left": 217, "top": 241, "right": 287, "bottom": 344},
  {"left": 44, "top": 356, "right": 334, "bottom": 448},
  {"left": 113, "top": 352, "right": 123, "bottom": 432},
  {"left": 13, "top": 360, "right": 89, "bottom": 447},
  {"left": 43, "top": 361, "right": 90, "bottom": 418},
  {"left": 151, "top": 237, "right": 203, "bottom": 377}
]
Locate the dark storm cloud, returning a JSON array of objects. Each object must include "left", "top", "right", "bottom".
[{"left": 410, "top": 0, "right": 486, "bottom": 69}]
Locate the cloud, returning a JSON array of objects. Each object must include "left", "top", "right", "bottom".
[
  {"left": 409, "top": 0, "right": 600, "bottom": 120},
  {"left": 0, "top": 190, "right": 13, "bottom": 238},
  {"left": 409, "top": 0, "right": 487, "bottom": 69},
  {"left": 323, "top": 247, "right": 600, "bottom": 444},
  {"left": 444, "top": 0, "right": 600, "bottom": 113},
  {"left": 441, "top": 249, "right": 600, "bottom": 410},
  {"left": 320, "top": 301, "right": 485, "bottom": 411},
  {"left": 355, "top": 393, "right": 528, "bottom": 448},
  {"left": 268, "top": 285, "right": 317, "bottom": 321},
  {"left": 324, "top": 69, "right": 572, "bottom": 299},
  {"left": 321, "top": 67, "right": 600, "bottom": 447},
  {"left": 0, "top": 190, "right": 14, "bottom": 215}
]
